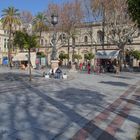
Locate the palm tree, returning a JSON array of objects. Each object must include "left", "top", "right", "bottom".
[
  {"left": 1, "top": 6, "right": 21, "bottom": 68},
  {"left": 14, "top": 31, "right": 39, "bottom": 81},
  {"left": 33, "top": 12, "right": 48, "bottom": 46}
]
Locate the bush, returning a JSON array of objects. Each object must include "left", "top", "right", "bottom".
[
  {"left": 130, "top": 50, "right": 140, "bottom": 60},
  {"left": 136, "top": 127, "right": 140, "bottom": 140}
]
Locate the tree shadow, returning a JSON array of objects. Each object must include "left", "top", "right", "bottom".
[
  {"left": 20, "top": 78, "right": 118, "bottom": 140},
  {"left": 111, "top": 75, "right": 133, "bottom": 80},
  {"left": 100, "top": 81, "right": 129, "bottom": 87},
  {"left": 0, "top": 72, "right": 119, "bottom": 140}
]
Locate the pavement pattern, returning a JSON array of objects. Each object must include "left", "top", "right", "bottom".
[{"left": 0, "top": 67, "right": 140, "bottom": 140}]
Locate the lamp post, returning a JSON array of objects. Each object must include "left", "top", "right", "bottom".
[{"left": 51, "top": 13, "right": 58, "bottom": 60}]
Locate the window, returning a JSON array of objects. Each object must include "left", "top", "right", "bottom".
[
  {"left": 40, "top": 39, "right": 44, "bottom": 46},
  {"left": 60, "top": 34, "right": 66, "bottom": 43},
  {"left": 72, "top": 37, "right": 75, "bottom": 45},
  {"left": 97, "top": 30, "right": 104, "bottom": 44},
  {"left": 84, "top": 36, "right": 88, "bottom": 43}
]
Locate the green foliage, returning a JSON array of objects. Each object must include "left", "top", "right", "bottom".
[
  {"left": 1, "top": 6, "right": 21, "bottom": 66},
  {"left": 130, "top": 50, "right": 140, "bottom": 60},
  {"left": 127, "top": 0, "right": 140, "bottom": 26},
  {"left": 73, "top": 54, "right": 82, "bottom": 60},
  {"left": 33, "top": 12, "right": 48, "bottom": 34},
  {"left": 37, "top": 52, "right": 46, "bottom": 57},
  {"left": 14, "top": 31, "right": 39, "bottom": 81},
  {"left": 84, "top": 52, "right": 95, "bottom": 60},
  {"left": 59, "top": 53, "right": 69, "bottom": 61},
  {"left": 136, "top": 126, "right": 140, "bottom": 140},
  {"left": 13, "top": 31, "right": 26, "bottom": 49},
  {"left": 14, "top": 31, "right": 39, "bottom": 50},
  {"left": 1, "top": 6, "right": 21, "bottom": 29}
]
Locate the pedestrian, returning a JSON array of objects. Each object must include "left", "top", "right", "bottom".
[
  {"left": 79, "top": 62, "right": 83, "bottom": 71},
  {"left": 55, "top": 67, "right": 62, "bottom": 79},
  {"left": 87, "top": 63, "right": 91, "bottom": 74}
]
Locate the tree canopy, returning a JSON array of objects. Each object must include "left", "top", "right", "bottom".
[
  {"left": 84, "top": 52, "right": 94, "bottom": 60},
  {"left": 130, "top": 50, "right": 140, "bottom": 60},
  {"left": 14, "top": 31, "right": 39, "bottom": 50},
  {"left": 14, "top": 31, "right": 39, "bottom": 81},
  {"left": 127, "top": 0, "right": 140, "bottom": 27}
]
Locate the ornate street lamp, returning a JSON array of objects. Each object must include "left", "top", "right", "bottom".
[
  {"left": 51, "top": 13, "right": 58, "bottom": 26},
  {"left": 51, "top": 13, "right": 58, "bottom": 60}
]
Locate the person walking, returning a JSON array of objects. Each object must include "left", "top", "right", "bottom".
[
  {"left": 79, "top": 62, "right": 83, "bottom": 71},
  {"left": 87, "top": 63, "right": 91, "bottom": 74}
]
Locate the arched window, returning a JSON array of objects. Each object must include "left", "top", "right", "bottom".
[
  {"left": 84, "top": 36, "right": 88, "bottom": 43},
  {"left": 97, "top": 30, "right": 104, "bottom": 44},
  {"left": 60, "top": 33, "right": 66, "bottom": 42}
]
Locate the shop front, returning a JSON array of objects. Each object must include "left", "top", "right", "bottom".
[
  {"left": 12, "top": 52, "right": 36, "bottom": 69},
  {"left": 95, "top": 49, "right": 120, "bottom": 72}
]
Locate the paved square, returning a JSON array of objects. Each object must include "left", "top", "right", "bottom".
[{"left": 0, "top": 67, "right": 140, "bottom": 140}]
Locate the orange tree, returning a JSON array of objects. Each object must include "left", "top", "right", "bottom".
[{"left": 14, "top": 31, "right": 39, "bottom": 81}]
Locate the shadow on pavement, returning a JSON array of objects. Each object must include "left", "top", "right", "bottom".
[
  {"left": 111, "top": 75, "right": 133, "bottom": 80},
  {"left": 0, "top": 72, "right": 119, "bottom": 140},
  {"left": 100, "top": 81, "right": 129, "bottom": 87}
]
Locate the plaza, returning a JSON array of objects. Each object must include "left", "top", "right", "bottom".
[
  {"left": 0, "top": 67, "right": 139, "bottom": 140},
  {"left": 0, "top": 0, "right": 140, "bottom": 140}
]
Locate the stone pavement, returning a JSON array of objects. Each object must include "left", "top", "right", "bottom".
[{"left": 0, "top": 67, "right": 140, "bottom": 140}]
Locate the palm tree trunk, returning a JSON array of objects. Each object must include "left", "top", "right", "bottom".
[
  {"left": 8, "top": 24, "right": 12, "bottom": 69},
  {"left": 28, "top": 49, "right": 32, "bottom": 81}
]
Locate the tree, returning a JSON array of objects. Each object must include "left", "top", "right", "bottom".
[
  {"left": 1, "top": 6, "right": 21, "bottom": 68},
  {"left": 59, "top": 0, "right": 84, "bottom": 61},
  {"left": 20, "top": 11, "right": 33, "bottom": 24},
  {"left": 33, "top": 12, "right": 48, "bottom": 54},
  {"left": 14, "top": 31, "right": 39, "bottom": 81},
  {"left": 33, "top": 12, "right": 48, "bottom": 43},
  {"left": 130, "top": 50, "right": 140, "bottom": 60},
  {"left": 37, "top": 52, "right": 46, "bottom": 57},
  {"left": 59, "top": 53, "right": 69, "bottom": 61},
  {"left": 89, "top": 0, "right": 139, "bottom": 68},
  {"left": 127, "top": 0, "right": 140, "bottom": 27},
  {"left": 84, "top": 52, "right": 95, "bottom": 61},
  {"left": 73, "top": 54, "right": 82, "bottom": 62},
  {"left": 59, "top": 53, "right": 65, "bottom": 61}
]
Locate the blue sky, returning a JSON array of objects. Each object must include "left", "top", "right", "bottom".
[{"left": 0, "top": 0, "right": 69, "bottom": 15}]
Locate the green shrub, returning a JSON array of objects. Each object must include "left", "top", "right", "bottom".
[{"left": 136, "top": 127, "right": 140, "bottom": 140}]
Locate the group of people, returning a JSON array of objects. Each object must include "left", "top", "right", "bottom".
[
  {"left": 48, "top": 67, "right": 63, "bottom": 79},
  {"left": 79, "top": 62, "right": 91, "bottom": 74}
]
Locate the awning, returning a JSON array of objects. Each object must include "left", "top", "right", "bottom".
[
  {"left": 12, "top": 53, "right": 28, "bottom": 61},
  {"left": 95, "top": 50, "right": 120, "bottom": 59},
  {"left": 12, "top": 52, "right": 36, "bottom": 68}
]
